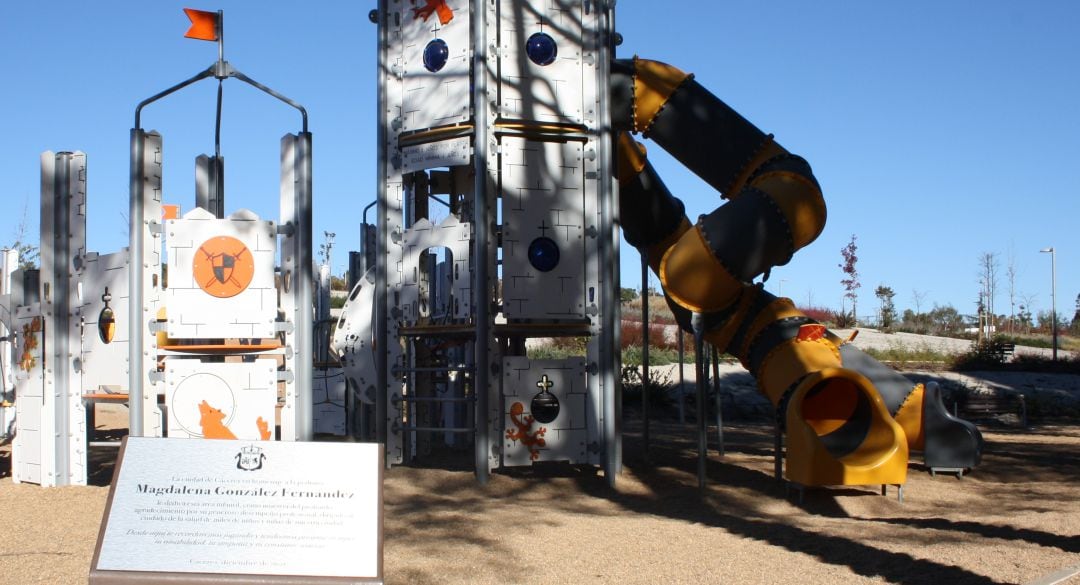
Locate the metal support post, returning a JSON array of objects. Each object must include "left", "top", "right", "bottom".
[
  {"left": 471, "top": 0, "right": 492, "bottom": 484},
  {"left": 640, "top": 253, "right": 650, "bottom": 458},
  {"left": 195, "top": 154, "right": 225, "bottom": 218},
  {"left": 374, "top": 1, "right": 389, "bottom": 455},
  {"left": 711, "top": 345, "right": 724, "bottom": 457},
  {"left": 692, "top": 312, "right": 707, "bottom": 490},
  {"left": 36, "top": 151, "right": 88, "bottom": 486},
  {"left": 774, "top": 421, "right": 783, "bottom": 481},
  {"left": 598, "top": 1, "right": 620, "bottom": 485},
  {"left": 128, "top": 130, "right": 163, "bottom": 439},
  {"left": 128, "top": 132, "right": 145, "bottom": 437},
  {"left": 677, "top": 328, "right": 685, "bottom": 423},
  {"left": 294, "top": 132, "right": 314, "bottom": 440}
]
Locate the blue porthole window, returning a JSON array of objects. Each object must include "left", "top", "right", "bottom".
[
  {"left": 423, "top": 38, "right": 449, "bottom": 72},
  {"left": 528, "top": 237, "right": 560, "bottom": 272},
  {"left": 526, "top": 32, "right": 557, "bottom": 66}
]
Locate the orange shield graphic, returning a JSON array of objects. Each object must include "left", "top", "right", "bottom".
[{"left": 193, "top": 236, "right": 255, "bottom": 298}]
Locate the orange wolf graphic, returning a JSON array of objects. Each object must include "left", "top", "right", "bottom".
[{"left": 197, "top": 400, "right": 272, "bottom": 440}]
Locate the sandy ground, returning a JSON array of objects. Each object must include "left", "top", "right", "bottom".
[
  {"left": 1, "top": 332, "right": 1078, "bottom": 584},
  {"left": 2, "top": 395, "right": 1079, "bottom": 585}
]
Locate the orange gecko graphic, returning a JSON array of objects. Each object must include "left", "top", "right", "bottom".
[
  {"left": 411, "top": 0, "right": 453, "bottom": 25},
  {"left": 18, "top": 317, "right": 42, "bottom": 372},
  {"left": 506, "top": 401, "right": 546, "bottom": 460},
  {"left": 197, "top": 400, "right": 272, "bottom": 440}
]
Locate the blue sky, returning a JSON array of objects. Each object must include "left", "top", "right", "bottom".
[{"left": 2, "top": 2, "right": 1078, "bottom": 322}]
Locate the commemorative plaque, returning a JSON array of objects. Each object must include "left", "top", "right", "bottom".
[{"left": 89, "top": 437, "right": 383, "bottom": 584}]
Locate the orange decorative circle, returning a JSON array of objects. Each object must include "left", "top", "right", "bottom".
[{"left": 193, "top": 236, "right": 255, "bottom": 298}]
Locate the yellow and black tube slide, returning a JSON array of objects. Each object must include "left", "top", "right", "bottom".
[
  {"left": 658, "top": 152, "right": 826, "bottom": 314},
  {"left": 785, "top": 369, "right": 909, "bottom": 487},
  {"left": 836, "top": 344, "right": 928, "bottom": 450},
  {"left": 613, "top": 57, "right": 825, "bottom": 314},
  {"left": 659, "top": 226, "right": 746, "bottom": 313},
  {"left": 616, "top": 133, "right": 690, "bottom": 272},
  {"left": 613, "top": 59, "right": 910, "bottom": 487},
  {"left": 715, "top": 288, "right": 908, "bottom": 485},
  {"left": 613, "top": 57, "right": 776, "bottom": 197}
]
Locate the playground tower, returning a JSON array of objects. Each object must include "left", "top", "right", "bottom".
[{"left": 336, "top": 0, "right": 620, "bottom": 482}]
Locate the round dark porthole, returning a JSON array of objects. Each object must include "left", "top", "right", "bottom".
[
  {"left": 531, "top": 390, "right": 560, "bottom": 424},
  {"left": 526, "top": 32, "right": 557, "bottom": 66},
  {"left": 423, "top": 38, "right": 450, "bottom": 72},
  {"left": 527, "top": 236, "right": 560, "bottom": 272}
]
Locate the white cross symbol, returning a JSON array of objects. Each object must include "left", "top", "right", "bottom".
[{"left": 536, "top": 374, "right": 554, "bottom": 392}]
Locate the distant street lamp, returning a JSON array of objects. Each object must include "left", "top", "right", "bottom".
[{"left": 1040, "top": 247, "right": 1058, "bottom": 361}]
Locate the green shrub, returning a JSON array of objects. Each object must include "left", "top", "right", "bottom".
[
  {"left": 951, "top": 337, "right": 1012, "bottom": 371},
  {"left": 833, "top": 310, "right": 856, "bottom": 328},
  {"left": 622, "top": 345, "right": 694, "bottom": 366},
  {"left": 621, "top": 366, "right": 675, "bottom": 408},
  {"left": 527, "top": 337, "right": 588, "bottom": 360},
  {"left": 863, "top": 343, "right": 951, "bottom": 366}
]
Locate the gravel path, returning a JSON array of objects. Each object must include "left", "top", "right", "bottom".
[
  {"left": 1, "top": 330, "right": 1078, "bottom": 584},
  {"left": 832, "top": 328, "right": 1067, "bottom": 360},
  {"left": 2, "top": 416, "right": 1078, "bottom": 585}
]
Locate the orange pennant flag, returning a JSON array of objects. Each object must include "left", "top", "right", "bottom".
[
  {"left": 412, "top": 0, "right": 453, "bottom": 25},
  {"left": 183, "top": 8, "right": 219, "bottom": 41}
]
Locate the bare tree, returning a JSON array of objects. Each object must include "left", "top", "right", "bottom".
[
  {"left": 908, "top": 288, "right": 929, "bottom": 333},
  {"left": 6, "top": 199, "right": 39, "bottom": 270},
  {"left": 911, "top": 289, "right": 927, "bottom": 316},
  {"left": 1006, "top": 248, "right": 1018, "bottom": 333},
  {"left": 977, "top": 252, "right": 999, "bottom": 333}
]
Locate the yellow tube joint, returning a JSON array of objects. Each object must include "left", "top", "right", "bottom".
[
  {"left": 644, "top": 217, "right": 691, "bottom": 274},
  {"left": 659, "top": 225, "right": 742, "bottom": 313},
  {"left": 756, "top": 333, "right": 842, "bottom": 406},
  {"left": 893, "top": 383, "right": 926, "bottom": 451},
  {"left": 731, "top": 297, "right": 807, "bottom": 362},
  {"left": 616, "top": 132, "right": 647, "bottom": 185},
  {"left": 751, "top": 171, "right": 826, "bottom": 250},
  {"left": 632, "top": 57, "right": 692, "bottom": 134},
  {"left": 726, "top": 138, "right": 786, "bottom": 199}
]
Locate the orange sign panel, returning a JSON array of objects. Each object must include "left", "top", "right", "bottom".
[{"left": 193, "top": 236, "right": 255, "bottom": 298}]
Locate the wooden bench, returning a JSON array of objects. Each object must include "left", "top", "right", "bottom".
[
  {"left": 954, "top": 392, "right": 1027, "bottom": 427},
  {"left": 991, "top": 342, "right": 1016, "bottom": 362}
]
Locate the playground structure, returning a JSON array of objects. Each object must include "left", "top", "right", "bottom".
[
  {"left": 334, "top": 0, "right": 622, "bottom": 481},
  {"left": 333, "top": 0, "right": 984, "bottom": 490},
  {"left": 1, "top": 22, "right": 347, "bottom": 486},
  {"left": 2, "top": 1, "right": 984, "bottom": 494}
]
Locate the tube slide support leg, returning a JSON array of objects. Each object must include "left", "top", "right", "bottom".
[
  {"left": 677, "top": 333, "right": 685, "bottom": 424},
  {"left": 712, "top": 345, "right": 724, "bottom": 457},
  {"left": 692, "top": 312, "right": 707, "bottom": 491},
  {"left": 773, "top": 421, "right": 783, "bottom": 481},
  {"left": 641, "top": 254, "right": 650, "bottom": 460}
]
